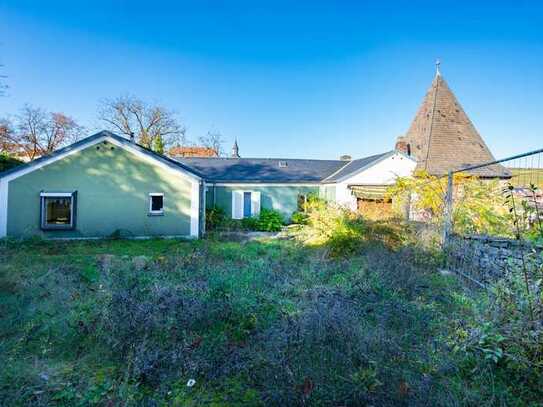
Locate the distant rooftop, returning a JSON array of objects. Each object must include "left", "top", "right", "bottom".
[{"left": 169, "top": 146, "right": 218, "bottom": 158}]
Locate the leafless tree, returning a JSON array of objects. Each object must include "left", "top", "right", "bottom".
[
  {"left": 0, "top": 105, "right": 84, "bottom": 160},
  {"left": 198, "top": 131, "right": 225, "bottom": 156},
  {"left": 0, "top": 119, "right": 13, "bottom": 151},
  {"left": 98, "top": 95, "right": 186, "bottom": 151}
]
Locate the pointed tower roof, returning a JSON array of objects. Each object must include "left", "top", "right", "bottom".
[
  {"left": 231, "top": 139, "right": 240, "bottom": 158},
  {"left": 397, "top": 63, "right": 509, "bottom": 177}
]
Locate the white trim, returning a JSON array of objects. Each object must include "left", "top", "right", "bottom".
[
  {"left": 214, "top": 183, "right": 321, "bottom": 187},
  {"left": 250, "top": 191, "right": 261, "bottom": 217},
  {"left": 41, "top": 192, "right": 76, "bottom": 230},
  {"left": 232, "top": 190, "right": 243, "bottom": 219},
  {"left": 0, "top": 135, "right": 201, "bottom": 184},
  {"left": 190, "top": 180, "right": 200, "bottom": 238},
  {"left": 322, "top": 151, "right": 418, "bottom": 183},
  {"left": 0, "top": 178, "right": 7, "bottom": 238},
  {"left": 323, "top": 152, "right": 395, "bottom": 183},
  {"left": 322, "top": 160, "right": 354, "bottom": 182},
  {"left": 148, "top": 192, "right": 164, "bottom": 215},
  {"left": 40, "top": 192, "right": 74, "bottom": 197}
]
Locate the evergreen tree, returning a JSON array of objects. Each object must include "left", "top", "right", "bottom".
[{"left": 153, "top": 135, "right": 165, "bottom": 154}]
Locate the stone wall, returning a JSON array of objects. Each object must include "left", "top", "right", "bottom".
[{"left": 445, "top": 234, "right": 543, "bottom": 285}]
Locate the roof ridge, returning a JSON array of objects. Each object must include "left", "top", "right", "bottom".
[
  {"left": 322, "top": 159, "right": 355, "bottom": 181},
  {"left": 322, "top": 151, "right": 393, "bottom": 182},
  {"left": 177, "top": 156, "right": 345, "bottom": 163},
  {"left": 424, "top": 75, "right": 440, "bottom": 171}
]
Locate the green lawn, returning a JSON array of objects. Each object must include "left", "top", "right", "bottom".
[{"left": 0, "top": 235, "right": 540, "bottom": 406}]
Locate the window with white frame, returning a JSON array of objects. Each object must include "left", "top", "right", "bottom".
[
  {"left": 40, "top": 192, "right": 76, "bottom": 230},
  {"left": 232, "top": 190, "right": 261, "bottom": 219},
  {"left": 149, "top": 193, "right": 164, "bottom": 215}
]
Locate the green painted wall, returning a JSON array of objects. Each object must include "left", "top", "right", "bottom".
[
  {"left": 320, "top": 184, "right": 336, "bottom": 201},
  {"left": 7, "top": 141, "right": 194, "bottom": 238},
  {"left": 206, "top": 185, "right": 320, "bottom": 220}
]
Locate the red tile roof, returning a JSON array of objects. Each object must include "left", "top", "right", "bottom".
[{"left": 168, "top": 146, "right": 218, "bottom": 158}]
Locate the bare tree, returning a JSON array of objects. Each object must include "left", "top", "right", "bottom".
[
  {"left": 198, "top": 131, "right": 225, "bottom": 156},
  {"left": 1, "top": 105, "right": 84, "bottom": 160},
  {"left": 98, "top": 95, "right": 186, "bottom": 151},
  {"left": 0, "top": 119, "right": 14, "bottom": 152}
]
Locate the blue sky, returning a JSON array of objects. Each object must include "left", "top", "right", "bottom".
[{"left": 0, "top": 1, "right": 542, "bottom": 159}]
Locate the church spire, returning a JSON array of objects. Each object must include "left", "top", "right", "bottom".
[{"left": 231, "top": 139, "right": 240, "bottom": 158}]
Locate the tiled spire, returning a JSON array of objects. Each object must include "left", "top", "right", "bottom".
[{"left": 396, "top": 62, "right": 509, "bottom": 177}]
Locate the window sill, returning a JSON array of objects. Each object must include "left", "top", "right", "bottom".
[
  {"left": 148, "top": 212, "right": 165, "bottom": 217},
  {"left": 41, "top": 226, "right": 75, "bottom": 231}
]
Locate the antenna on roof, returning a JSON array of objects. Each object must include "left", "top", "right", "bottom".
[{"left": 435, "top": 58, "right": 441, "bottom": 77}]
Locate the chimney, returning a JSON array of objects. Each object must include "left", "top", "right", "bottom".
[
  {"left": 339, "top": 155, "right": 352, "bottom": 161},
  {"left": 129, "top": 132, "right": 135, "bottom": 143}
]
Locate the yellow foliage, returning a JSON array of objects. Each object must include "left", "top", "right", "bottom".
[{"left": 388, "top": 170, "right": 514, "bottom": 236}]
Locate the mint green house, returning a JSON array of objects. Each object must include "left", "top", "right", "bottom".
[
  {"left": 0, "top": 131, "right": 416, "bottom": 239},
  {"left": 0, "top": 132, "right": 203, "bottom": 239}
]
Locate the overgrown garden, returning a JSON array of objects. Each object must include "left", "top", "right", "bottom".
[{"left": 1, "top": 192, "right": 542, "bottom": 405}]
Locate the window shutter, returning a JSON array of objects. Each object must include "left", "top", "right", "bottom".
[
  {"left": 232, "top": 191, "right": 243, "bottom": 219},
  {"left": 251, "top": 191, "right": 261, "bottom": 217}
]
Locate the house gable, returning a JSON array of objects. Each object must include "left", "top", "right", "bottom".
[
  {"left": 0, "top": 132, "right": 201, "bottom": 238},
  {"left": 336, "top": 151, "right": 417, "bottom": 186}
]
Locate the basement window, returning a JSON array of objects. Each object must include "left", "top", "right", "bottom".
[
  {"left": 149, "top": 193, "right": 164, "bottom": 215},
  {"left": 40, "top": 192, "right": 76, "bottom": 230}
]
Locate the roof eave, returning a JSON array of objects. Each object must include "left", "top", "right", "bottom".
[{"left": 0, "top": 131, "right": 203, "bottom": 181}]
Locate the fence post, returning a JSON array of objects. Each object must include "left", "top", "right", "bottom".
[{"left": 442, "top": 171, "right": 453, "bottom": 246}]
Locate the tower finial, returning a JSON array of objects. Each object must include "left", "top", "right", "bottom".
[{"left": 435, "top": 58, "right": 441, "bottom": 76}]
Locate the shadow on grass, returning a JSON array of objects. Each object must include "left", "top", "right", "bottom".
[{"left": 0, "top": 231, "right": 535, "bottom": 406}]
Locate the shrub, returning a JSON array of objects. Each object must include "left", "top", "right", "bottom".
[
  {"left": 290, "top": 211, "right": 308, "bottom": 225},
  {"left": 388, "top": 170, "right": 513, "bottom": 236},
  {"left": 241, "top": 216, "right": 259, "bottom": 230},
  {"left": 206, "top": 206, "right": 226, "bottom": 231},
  {"left": 256, "top": 209, "right": 284, "bottom": 232},
  {"left": 206, "top": 206, "right": 283, "bottom": 232},
  {"left": 303, "top": 196, "right": 367, "bottom": 256},
  {"left": 451, "top": 264, "right": 543, "bottom": 403}
]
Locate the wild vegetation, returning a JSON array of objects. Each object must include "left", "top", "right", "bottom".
[
  {"left": 206, "top": 206, "right": 285, "bottom": 232},
  {"left": 389, "top": 170, "right": 543, "bottom": 242},
  {"left": 1, "top": 200, "right": 542, "bottom": 406}
]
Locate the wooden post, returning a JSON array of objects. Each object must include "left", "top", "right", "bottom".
[{"left": 442, "top": 171, "right": 453, "bottom": 246}]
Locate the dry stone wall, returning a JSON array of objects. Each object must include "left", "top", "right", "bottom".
[{"left": 446, "top": 234, "right": 543, "bottom": 285}]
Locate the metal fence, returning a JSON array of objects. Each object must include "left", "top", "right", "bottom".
[{"left": 442, "top": 148, "right": 543, "bottom": 288}]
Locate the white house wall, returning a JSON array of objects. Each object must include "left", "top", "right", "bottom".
[{"left": 333, "top": 153, "right": 416, "bottom": 210}]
